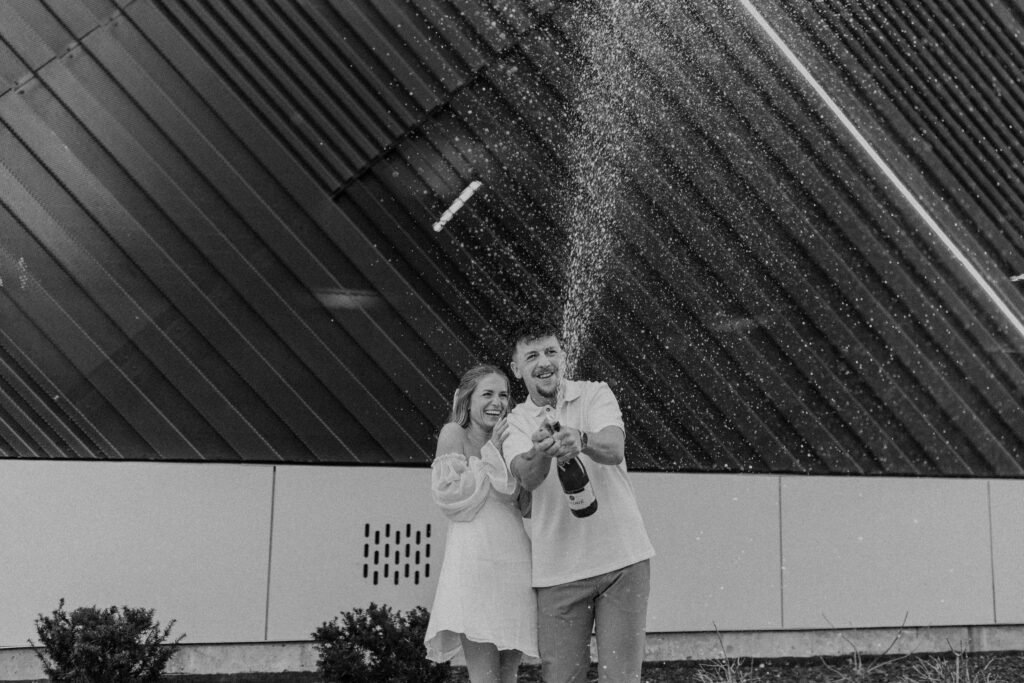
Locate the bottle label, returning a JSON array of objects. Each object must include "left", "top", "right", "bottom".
[{"left": 566, "top": 484, "right": 596, "bottom": 511}]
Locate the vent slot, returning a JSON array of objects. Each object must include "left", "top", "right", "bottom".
[{"left": 362, "top": 522, "right": 432, "bottom": 585}]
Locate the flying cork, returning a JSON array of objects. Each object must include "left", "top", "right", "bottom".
[{"left": 432, "top": 180, "right": 483, "bottom": 232}]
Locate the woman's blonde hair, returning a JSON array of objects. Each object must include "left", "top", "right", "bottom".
[{"left": 448, "top": 364, "right": 509, "bottom": 428}]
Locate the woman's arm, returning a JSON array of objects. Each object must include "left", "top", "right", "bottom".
[
  {"left": 432, "top": 423, "right": 487, "bottom": 521},
  {"left": 435, "top": 422, "right": 463, "bottom": 457}
]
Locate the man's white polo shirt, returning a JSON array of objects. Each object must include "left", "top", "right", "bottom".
[{"left": 504, "top": 380, "right": 655, "bottom": 587}]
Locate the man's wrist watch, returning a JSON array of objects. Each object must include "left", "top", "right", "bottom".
[{"left": 579, "top": 430, "right": 589, "bottom": 453}]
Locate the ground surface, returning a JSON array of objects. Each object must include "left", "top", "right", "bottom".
[
  {"left": 30, "top": 651, "right": 1013, "bottom": 681},
  {"left": 445, "top": 651, "right": 1024, "bottom": 682}
]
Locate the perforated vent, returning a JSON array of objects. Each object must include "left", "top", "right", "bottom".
[{"left": 362, "top": 522, "right": 432, "bottom": 586}]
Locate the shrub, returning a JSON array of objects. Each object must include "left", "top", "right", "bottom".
[
  {"left": 32, "top": 598, "right": 183, "bottom": 682},
  {"left": 312, "top": 603, "right": 449, "bottom": 682}
]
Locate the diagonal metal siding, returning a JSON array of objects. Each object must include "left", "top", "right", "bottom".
[
  {"left": 311, "top": 0, "right": 1024, "bottom": 475},
  {"left": 0, "top": 0, "right": 470, "bottom": 462},
  {"left": 748, "top": 0, "right": 1024, "bottom": 476},
  {"left": 2, "top": 0, "right": 1024, "bottom": 475},
  {"left": 153, "top": 0, "right": 543, "bottom": 190}
]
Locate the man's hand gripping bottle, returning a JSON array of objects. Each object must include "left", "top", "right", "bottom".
[{"left": 541, "top": 414, "right": 597, "bottom": 518}]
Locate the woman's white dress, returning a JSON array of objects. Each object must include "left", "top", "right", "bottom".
[{"left": 424, "top": 441, "right": 538, "bottom": 661}]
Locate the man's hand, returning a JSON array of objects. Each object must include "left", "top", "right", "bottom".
[
  {"left": 551, "top": 427, "right": 585, "bottom": 464},
  {"left": 531, "top": 425, "right": 560, "bottom": 456},
  {"left": 513, "top": 424, "right": 624, "bottom": 489},
  {"left": 511, "top": 427, "right": 560, "bottom": 491}
]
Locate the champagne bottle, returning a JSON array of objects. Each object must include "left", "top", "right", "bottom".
[{"left": 542, "top": 415, "right": 598, "bottom": 518}]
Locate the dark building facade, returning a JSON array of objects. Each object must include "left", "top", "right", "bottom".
[{"left": 3, "top": 0, "right": 1024, "bottom": 476}]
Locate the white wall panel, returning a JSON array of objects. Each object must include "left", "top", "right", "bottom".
[
  {"left": 266, "top": 466, "right": 447, "bottom": 641},
  {"left": 267, "top": 470, "right": 784, "bottom": 640},
  {"left": 3, "top": 461, "right": 1019, "bottom": 649},
  {"left": 636, "top": 473, "right": 782, "bottom": 632},
  {"left": 0, "top": 461, "right": 273, "bottom": 646},
  {"left": 990, "top": 479, "right": 1024, "bottom": 624},
  {"left": 781, "top": 477, "right": 994, "bottom": 629}
]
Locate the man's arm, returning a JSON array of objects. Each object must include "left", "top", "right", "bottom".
[
  {"left": 555, "top": 382, "right": 625, "bottom": 466},
  {"left": 509, "top": 428, "right": 561, "bottom": 491},
  {"left": 557, "top": 425, "right": 624, "bottom": 466}
]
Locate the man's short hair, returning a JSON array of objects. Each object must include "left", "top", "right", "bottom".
[{"left": 507, "top": 313, "right": 562, "bottom": 360}]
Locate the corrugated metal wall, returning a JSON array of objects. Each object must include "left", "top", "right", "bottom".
[{"left": 2, "top": 0, "right": 1024, "bottom": 475}]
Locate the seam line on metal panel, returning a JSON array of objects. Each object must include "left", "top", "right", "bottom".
[
  {"left": 264, "top": 465, "right": 277, "bottom": 641},
  {"left": 988, "top": 480, "right": 997, "bottom": 624},
  {"left": 778, "top": 476, "right": 784, "bottom": 629}
]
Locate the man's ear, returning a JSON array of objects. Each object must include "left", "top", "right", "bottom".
[{"left": 509, "top": 360, "right": 521, "bottom": 379}]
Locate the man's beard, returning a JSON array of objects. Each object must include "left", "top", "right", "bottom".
[{"left": 537, "top": 377, "right": 561, "bottom": 404}]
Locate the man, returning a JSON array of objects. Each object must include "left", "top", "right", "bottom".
[{"left": 502, "top": 316, "right": 654, "bottom": 683}]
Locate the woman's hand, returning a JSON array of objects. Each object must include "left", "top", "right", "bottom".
[{"left": 489, "top": 416, "right": 509, "bottom": 451}]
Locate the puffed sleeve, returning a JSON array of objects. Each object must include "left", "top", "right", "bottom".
[
  {"left": 431, "top": 446, "right": 518, "bottom": 522},
  {"left": 431, "top": 453, "right": 491, "bottom": 522}
]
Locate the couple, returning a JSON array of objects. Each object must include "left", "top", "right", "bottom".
[{"left": 424, "top": 316, "right": 655, "bottom": 683}]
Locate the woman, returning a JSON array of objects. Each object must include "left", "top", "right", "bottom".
[{"left": 424, "top": 364, "right": 537, "bottom": 683}]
